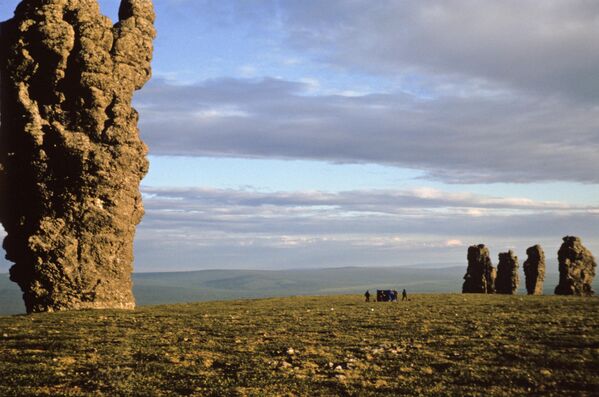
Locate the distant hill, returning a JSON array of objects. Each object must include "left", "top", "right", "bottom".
[{"left": 1, "top": 263, "right": 595, "bottom": 315}]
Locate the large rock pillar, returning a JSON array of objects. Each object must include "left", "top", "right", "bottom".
[
  {"left": 463, "top": 244, "right": 496, "bottom": 293},
  {"left": 0, "top": 0, "right": 155, "bottom": 312},
  {"left": 523, "top": 245, "right": 545, "bottom": 295},
  {"left": 495, "top": 250, "right": 519, "bottom": 294},
  {"left": 555, "top": 236, "right": 596, "bottom": 296}
]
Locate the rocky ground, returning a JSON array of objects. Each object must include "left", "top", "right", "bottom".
[{"left": 0, "top": 294, "right": 597, "bottom": 396}]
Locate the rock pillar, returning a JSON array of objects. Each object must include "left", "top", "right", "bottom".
[
  {"left": 523, "top": 245, "right": 545, "bottom": 295},
  {"left": 555, "top": 236, "right": 596, "bottom": 296},
  {"left": 0, "top": 0, "right": 155, "bottom": 312},
  {"left": 495, "top": 250, "right": 519, "bottom": 294},
  {"left": 463, "top": 244, "right": 496, "bottom": 293}
]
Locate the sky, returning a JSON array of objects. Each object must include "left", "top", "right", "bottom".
[{"left": 0, "top": 0, "right": 598, "bottom": 272}]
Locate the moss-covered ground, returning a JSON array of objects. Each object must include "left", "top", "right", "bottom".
[{"left": 0, "top": 294, "right": 597, "bottom": 396}]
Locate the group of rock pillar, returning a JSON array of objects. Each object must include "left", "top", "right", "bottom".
[{"left": 462, "top": 237, "right": 596, "bottom": 296}]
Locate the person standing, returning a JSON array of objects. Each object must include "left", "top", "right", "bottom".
[
  {"left": 364, "top": 290, "right": 371, "bottom": 302},
  {"left": 402, "top": 289, "right": 408, "bottom": 301}
]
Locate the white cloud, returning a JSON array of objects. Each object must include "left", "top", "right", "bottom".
[
  {"left": 445, "top": 239, "right": 464, "bottom": 248},
  {"left": 193, "top": 107, "right": 250, "bottom": 120}
]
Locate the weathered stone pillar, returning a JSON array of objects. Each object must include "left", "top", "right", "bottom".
[
  {"left": 463, "top": 244, "right": 496, "bottom": 293},
  {"left": 523, "top": 245, "right": 545, "bottom": 295},
  {"left": 495, "top": 250, "right": 519, "bottom": 294},
  {"left": 0, "top": 0, "right": 155, "bottom": 313},
  {"left": 555, "top": 236, "right": 596, "bottom": 296}
]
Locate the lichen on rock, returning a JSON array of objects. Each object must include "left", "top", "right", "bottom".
[
  {"left": 523, "top": 245, "right": 545, "bottom": 295},
  {"left": 495, "top": 250, "right": 519, "bottom": 295},
  {"left": 463, "top": 244, "right": 496, "bottom": 293},
  {"left": 0, "top": 0, "right": 155, "bottom": 313},
  {"left": 555, "top": 236, "right": 596, "bottom": 296}
]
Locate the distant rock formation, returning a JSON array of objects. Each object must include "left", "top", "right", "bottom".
[
  {"left": 523, "top": 245, "right": 545, "bottom": 295},
  {"left": 495, "top": 250, "right": 519, "bottom": 294},
  {"left": 0, "top": 1, "right": 155, "bottom": 312},
  {"left": 463, "top": 244, "right": 496, "bottom": 293},
  {"left": 555, "top": 236, "right": 596, "bottom": 296}
]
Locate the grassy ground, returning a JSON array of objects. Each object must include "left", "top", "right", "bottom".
[{"left": 0, "top": 294, "right": 597, "bottom": 396}]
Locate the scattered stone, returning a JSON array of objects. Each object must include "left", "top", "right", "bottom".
[
  {"left": 523, "top": 245, "right": 545, "bottom": 295},
  {"left": 496, "top": 250, "right": 520, "bottom": 294},
  {"left": 462, "top": 244, "right": 496, "bottom": 293},
  {"left": 540, "top": 369, "right": 552, "bottom": 377},
  {"left": 555, "top": 236, "right": 596, "bottom": 296},
  {"left": 280, "top": 361, "right": 293, "bottom": 369},
  {"left": 0, "top": 0, "right": 155, "bottom": 313}
]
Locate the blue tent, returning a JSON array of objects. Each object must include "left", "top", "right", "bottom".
[{"left": 376, "top": 289, "right": 398, "bottom": 302}]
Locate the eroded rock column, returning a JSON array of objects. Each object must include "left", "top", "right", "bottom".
[
  {"left": 523, "top": 245, "right": 545, "bottom": 295},
  {"left": 555, "top": 236, "right": 596, "bottom": 296},
  {"left": 0, "top": 0, "right": 155, "bottom": 312},
  {"left": 495, "top": 250, "right": 519, "bottom": 294},
  {"left": 463, "top": 244, "right": 496, "bottom": 293}
]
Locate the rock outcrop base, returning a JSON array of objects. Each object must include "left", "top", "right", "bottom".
[{"left": 0, "top": 0, "right": 155, "bottom": 313}]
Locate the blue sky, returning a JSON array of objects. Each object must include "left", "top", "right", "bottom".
[{"left": 1, "top": 1, "right": 598, "bottom": 272}]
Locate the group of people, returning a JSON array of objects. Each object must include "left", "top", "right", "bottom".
[{"left": 364, "top": 289, "right": 408, "bottom": 302}]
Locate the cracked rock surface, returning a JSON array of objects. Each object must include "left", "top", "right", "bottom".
[
  {"left": 555, "top": 236, "right": 596, "bottom": 296},
  {"left": 463, "top": 244, "right": 496, "bottom": 293},
  {"left": 523, "top": 245, "right": 545, "bottom": 295},
  {"left": 0, "top": 0, "right": 155, "bottom": 313}
]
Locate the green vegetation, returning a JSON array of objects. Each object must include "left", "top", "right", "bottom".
[{"left": 0, "top": 294, "right": 597, "bottom": 396}]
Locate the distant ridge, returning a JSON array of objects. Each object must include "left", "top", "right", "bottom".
[{"left": 1, "top": 264, "right": 595, "bottom": 315}]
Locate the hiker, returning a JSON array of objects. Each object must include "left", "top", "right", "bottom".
[
  {"left": 402, "top": 289, "right": 408, "bottom": 301},
  {"left": 392, "top": 290, "right": 398, "bottom": 302},
  {"left": 364, "top": 290, "right": 371, "bottom": 302}
]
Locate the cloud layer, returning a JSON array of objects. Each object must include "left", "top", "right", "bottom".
[
  {"left": 137, "top": 77, "right": 599, "bottom": 183},
  {"left": 282, "top": 0, "right": 599, "bottom": 101},
  {"left": 134, "top": 186, "right": 599, "bottom": 270}
]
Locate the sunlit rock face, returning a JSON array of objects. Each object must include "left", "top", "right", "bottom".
[
  {"left": 463, "top": 244, "right": 496, "bottom": 293},
  {"left": 555, "top": 236, "right": 596, "bottom": 296},
  {"left": 523, "top": 245, "right": 545, "bottom": 295},
  {"left": 495, "top": 250, "right": 519, "bottom": 295},
  {"left": 0, "top": 0, "right": 155, "bottom": 313}
]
